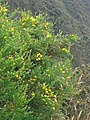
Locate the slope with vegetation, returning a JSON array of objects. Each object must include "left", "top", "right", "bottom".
[
  {"left": 1, "top": 0, "right": 90, "bottom": 119},
  {"left": 2, "top": 0, "right": 90, "bottom": 66},
  {"left": 0, "top": 3, "right": 80, "bottom": 120}
]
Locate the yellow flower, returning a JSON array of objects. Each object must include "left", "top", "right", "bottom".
[
  {"left": 71, "top": 34, "right": 75, "bottom": 37},
  {"left": 62, "top": 48, "right": 66, "bottom": 51},
  {"left": 36, "top": 15, "right": 39, "bottom": 19},
  {"left": 32, "top": 24, "right": 36, "bottom": 27},
  {"left": 42, "top": 83, "right": 46, "bottom": 89},
  {"left": 23, "top": 28, "right": 27, "bottom": 31},
  {"left": 0, "top": 6, "right": 7, "bottom": 13},
  {"left": 15, "top": 74, "right": 19, "bottom": 78},
  {"left": 41, "top": 83, "right": 54, "bottom": 97},
  {"left": 3, "top": 7, "right": 8, "bottom": 13},
  {"left": 2, "top": 24, "right": 5, "bottom": 28},
  {"left": 62, "top": 71, "right": 65, "bottom": 74},
  {"left": 52, "top": 102, "right": 55, "bottom": 110},
  {"left": 44, "top": 22, "right": 49, "bottom": 28},
  {"left": 11, "top": 27, "right": 14, "bottom": 31},
  {"left": 30, "top": 16, "right": 35, "bottom": 22},
  {"left": 6, "top": 19, "right": 8, "bottom": 23},
  {"left": 60, "top": 68, "right": 63, "bottom": 71},
  {"left": 52, "top": 106, "right": 55, "bottom": 110},
  {"left": 67, "top": 76, "right": 71, "bottom": 79},
  {"left": 22, "top": 22, "right": 25, "bottom": 26},
  {"left": 31, "top": 92, "right": 35, "bottom": 97},
  {"left": 32, "top": 20, "right": 39, "bottom": 27},
  {"left": 62, "top": 48, "right": 70, "bottom": 53},
  {"left": 34, "top": 76, "right": 37, "bottom": 78},
  {"left": 4, "top": 36, "right": 7, "bottom": 39},
  {"left": 44, "top": 95, "right": 48, "bottom": 98},
  {"left": 36, "top": 57, "right": 40, "bottom": 61},
  {"left": 46, "top": 33, "right": 52, "bottom": 38},
  {"left": 21, "top": 17, "right": 25, "bottom": 22},
  {"left": 13, "top": 63, "right": 15, "bottom": 65},
  {"left": 37, "top": 53, "right": 42, "bottom": 58},
  {"left": 45, "top": 90, "right": 49, "bottom": 94},
  {"left": 36, "top": 53, "right": 42, "bottom": 61},
  {"left": 15, "top": 74, "right": 21, "bottom": 79},
  {"left": 8, "top": 55, "right": 13, "bottom": 60},
  {"left": 66, "top": 68, "right": 68, "bottom": 71}
]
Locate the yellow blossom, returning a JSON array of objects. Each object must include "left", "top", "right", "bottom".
[
  {"left": 62, "top": 48, "right": 70, "bottom": 53},
  {"left": 2, "top": 24, "right": 5, "bottom": 28},
  {"left": 62, "top": 71, "right": 65, "bottom": 74},
  {"left": 0, "top": 6, "right": 7, "bottom": 14},
  {"left": 67, "top": 76, "right": 71, "bottom": 79},
  {"left": 36, "top": 57, "right": 41, "bottom": 61},
  {"left": 42, "top": 83, "right": 46, "bottom": 89},
  {"left": 23, "top": 28, "right": 27, "bottom": 31},
  {"left": 36, "top": 53, "right": 42, "bottom": 61},
  {"left": 60, "top": 68, "right": 63, "bottom": 71},
  {"left": 36, "top": 15, "right": 39, "bottom": 19},
  {"left": 22, "top": 22, "right": 25, "bottom": 26},
  {"left": 44, "top": 95, "right": 48, "bottom": 98},
  {"left": 62, "top": 48, "right": 66, "bottom": 51},
  {"left": 4, "top": 36, "right": 7, "bottom": 39},
  {"left": 66, "top": 68, "right": 68, "bottom": 71},
  {"left": 34, "top": 76, "right": 37, "bottom": 78},
  {"left": 6, "top": 19, "right": 8, "bottom": 23},
  {"left": 46, "top": 33, "right": 52, "bottom": 38},
  {"left": 41, "top": 83, "right": 54, "bottom": 97},
  {"left": 30, "top": 16, "right": 35, "bottom": 22},
  {"left": 3, "top": 7, "right": 8, "bottom": 13},
  {"left": 44, "top": 22, "right": 49, "bottom": 28},
  {"left": 22, "top": 57, "right": 24, "bottom": 61},
  {"left": 15, "top": 74, "right": 21, "bottom": 79},
  {"left": 21, "top": 17, "right": 25, "bottom": 22},
  {"left": 13, "top": 63, "right": 15, "bottom": 65},
  {"left": 8, "top": 55, "right": 13, "bottom": 60},
  {"left": 11, "top": 27, "right": 14, "bottom": 31},
  {"left": 52, "top": 106, "right": 55, "bottom": 110},
  {"left": 71, "top": 34, "right": 75, "bottom": 37},
  {"left": 45, "top": 90, "right": 49, "bottom": 94},
  {"left": 32, "top": 24, "right": 36, "bottom": 27},
  {"left": 15, "top": 74, "right": 19, "bottom": 78},
  {"left": 31, "top": 92, "right": 35, "bottom": 97}
]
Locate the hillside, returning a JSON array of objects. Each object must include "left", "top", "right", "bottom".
[
  {"left": 0, "top": 1, "right": 90, "bottom": 119},
  {"left": 0, "top": 4, "right": 84, "bottom": 120},
  {"left": 2, "top": 0, "right": 90, "bottom": 66}
]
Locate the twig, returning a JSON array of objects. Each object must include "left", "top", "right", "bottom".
[
  {"left": 77, "top": 110, "right": 83, "bottom": 120},
  {"left": 71, "top": 116, "right": 75, "bottom": 120}
]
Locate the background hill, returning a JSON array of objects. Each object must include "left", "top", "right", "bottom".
[{"left": 2, "top": 0, "right": 90, "bottom": 66}]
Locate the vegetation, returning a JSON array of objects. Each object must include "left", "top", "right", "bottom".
[
  {"left": 3, "top": 0, "right": 90, "bottom": 66},
  {"left": 0, "top": 3, "right": 80, "bottom": 120}
]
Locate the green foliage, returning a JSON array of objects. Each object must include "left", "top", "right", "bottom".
[{"left": 0, "top": 3, "right": 78, "bottom": 120}]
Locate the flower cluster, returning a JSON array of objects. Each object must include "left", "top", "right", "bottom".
[
  {"left": 41, "top": 83, "right": 54, "bottom": 98},
  {"left": 0, "top": 5, "right": 7, "bottom": 14},
  {"left": 41, "top": 83, "right": 55, "bottom": 110},
  {"left": 62, "top": 47, "right": 70, "bottom": 53},
  {"left": 46, "top": 33, "right": 52, "bottom": 38},
  {"left": 21, "top": 14, "right": 39, "bottom": 27},
  {"left": 36, "top": 53, "right": 42, "bottom": 61}
]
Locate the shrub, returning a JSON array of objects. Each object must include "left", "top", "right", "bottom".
[{"left": 0, "top": 3, "right": 79, "bottom": 120}]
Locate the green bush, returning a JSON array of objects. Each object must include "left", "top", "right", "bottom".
[{"left": 0, "top": 3, "right": 79, "bottom": 120}]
